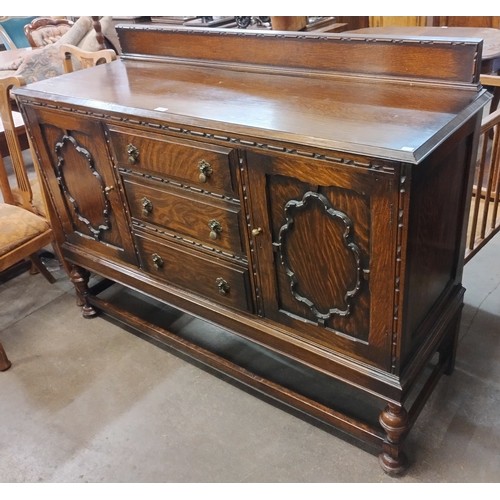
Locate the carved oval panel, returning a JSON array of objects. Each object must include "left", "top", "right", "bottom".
[
  {"left": 278, "top": 191, "right": 362, "bottom": 321},
  {"left": 55, "top": 134, "right": 111, "bottom": 240}
]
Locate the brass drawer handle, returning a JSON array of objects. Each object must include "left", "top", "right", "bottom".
[
  {"left": 251, "top": 227, "right": 262, "bottom": 237},
  {"left": 208, "top": 219, "right": 222, "bottom": 240},
  {"left": 198, "top": 159, "right": 213, "bottom": 183},
  {"left": 216, "top": 277, "right": 230, "bottom": 296},
  {"left": 142, "top": 197, "right": 153, "bottom": 216},
  {"left": 151, "top": 253, "right": 164, "bottom": 269},
  {"left": 127, "top": 144, "right": 140, "bottom": 164}
]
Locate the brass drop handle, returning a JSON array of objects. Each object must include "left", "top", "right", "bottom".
[
  {"left": 208, "top": 219, "right": 222, "bottom": 240},
  {"left": 151, "top": 253, "right": 164, "bottom": 269},
  {"left": 216, "top": 277, "right": 230, "bottom": 296},
  {"left": 127, "top": 144, "right": 140, "bottom": 164},
  {"left": 142, "top": 197, "right": 153, "bottom": 216},
  {"left": 198, "top": 159, "right": 213, "bottom": 183},
  {"left": 251, "top": 227, "right": 262, "bottom": 237}
]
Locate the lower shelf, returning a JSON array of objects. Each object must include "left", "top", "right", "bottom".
[{"left": 78, "top": 276, "right": 454, "bottom": 475}]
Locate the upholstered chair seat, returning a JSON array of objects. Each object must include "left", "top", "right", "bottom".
[{"left": 0, "top": 203, "right": 51, "bottom": 258}]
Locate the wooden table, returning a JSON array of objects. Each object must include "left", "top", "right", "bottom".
[
  {"left": 346, "top": 26, "right": 500, "bottom": 111},
  {"left": 345, "top": 26, "right": 500, "bottom": 74}
]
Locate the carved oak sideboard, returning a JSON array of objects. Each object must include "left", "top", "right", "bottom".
[{"left": 14, "top": 25, "right": 490, "bottom": 474}]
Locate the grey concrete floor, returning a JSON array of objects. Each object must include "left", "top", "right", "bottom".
[{"left": 0, "top": 234, "right": 499, "bottom": 485}]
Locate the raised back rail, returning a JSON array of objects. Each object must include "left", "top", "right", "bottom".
[{"left": 116, "top": 24, "right": 483, "bottom": 87}]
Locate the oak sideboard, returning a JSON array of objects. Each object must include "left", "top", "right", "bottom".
[{"left": 14, "top": 25, "right": 491, "bottom": 474}]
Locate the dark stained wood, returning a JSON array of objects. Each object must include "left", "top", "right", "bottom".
[
  {"left": 116, "top": 24, "right": 482, "bottom": 85},
  {"left": 123, "top": 175, "right": 245, "bottom": 255},
  {"left": 433, "top": 16, "right": 500, "bottom": 29},
  {"left": 347, "top": 26, "right": 500, "bottom": 74},
  {"left": 0, "top": 341, "right": 11, "bottom": 371},
  {"left": 14, "top": 25, "right": 490, "bottom": 475},
  {"left": 334, "top": 16, "right": 369, "bottom": 31}
]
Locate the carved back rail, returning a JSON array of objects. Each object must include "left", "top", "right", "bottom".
[{"left": 116, "top": 24, "right": 483, "bottom": 87}]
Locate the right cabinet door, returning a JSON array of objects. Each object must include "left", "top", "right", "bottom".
[{"left": 245, "top": 150, "right": 399, "bottom": 370}]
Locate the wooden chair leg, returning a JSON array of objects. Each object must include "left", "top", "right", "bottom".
[
  {"left": 29, "top": 253, "right": 56, "bottom": 284},
  {"left": 0, "top": 341, "right": 12, "bottom": 371}
]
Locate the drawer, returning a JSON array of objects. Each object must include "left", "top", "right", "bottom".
[
  {"left": 134, "top": 231, "right": 252, "bottom": 312},
  {"left": 107, "top": 126, "right": 237, "bottom": 196},
  {"left": 123, "top": 176, "right": 245, "bottom": 256}
]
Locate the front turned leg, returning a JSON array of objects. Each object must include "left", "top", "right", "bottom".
[
  {"left": 70, "top": 265, "right": 98, "bottom": 318},
  {"left": 378, "top": 403, "right": 409, "bottom": 475}
]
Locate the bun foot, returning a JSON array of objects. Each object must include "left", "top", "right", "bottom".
[{"left": 378, "top": 449, "right": 408, "bottom": 475}]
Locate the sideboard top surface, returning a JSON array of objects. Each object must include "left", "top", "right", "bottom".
[{"left": 15, "top": 29, "right": 490, "bottom": 163}]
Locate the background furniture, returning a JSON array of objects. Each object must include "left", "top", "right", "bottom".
[
  {"left": 0, "top": 75, "right": 45, "bottom": 217},
  {"left": 345, "top": 26, "right": 500, "bottom": 75},
  {"left": 15, "top": 24, "right": 489, "bottom": 475},
  {"left": 24, "top": 17, "right": 73, "bottom": 48},
  {"left": 0, "top": 16, "right": 38, "bottom": 49},
  {"left": 59, "top": 44, "right": 117, "bottom": 73},
  {"left": 0, "top": 75, "right": 55, "bottom": 285},
  {"left": 466, "top": 74, "right": 500, "bottom": 261}
]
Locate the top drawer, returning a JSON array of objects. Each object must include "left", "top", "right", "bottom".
[{"left": 107, "top": 125, "right": 238, "bottom": 196}]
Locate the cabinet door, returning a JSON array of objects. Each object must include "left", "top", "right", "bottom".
[
  {"left": 25, "top": 107, "right": 137, "bottom": 263},
  {"left": 245, "top": 151, "right": 398, "bottom": 370}
]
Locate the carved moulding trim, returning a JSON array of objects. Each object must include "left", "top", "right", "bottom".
[
  {"left": 55, "top": 134, "right": 111, "bottom": 240},
  {"left": 21, "top": 100, "right": 396, "bottom": 173},
  {"left": 132, "top": 221, "right": 247, "bottom": 263},
  {"left": 277, "top": 191, "right": 362, "bottom": 324},
  {"left": 119, "top": 24, "right": 482, "bottom": 50},
  {"left": 391, "top": 170, "right": 408, "bottom": 372},
  {"left": 118, "top": 168, "right": 239, "bottom": 203}
]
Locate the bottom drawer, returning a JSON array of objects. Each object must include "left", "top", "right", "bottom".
[{"left": 135, "top": 232, "right": 252, "bottom": 312}]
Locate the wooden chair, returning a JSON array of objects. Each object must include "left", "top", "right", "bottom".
[
  {"left": 0, "top": 75, "right": 46, "bottom": 217},
  {"left": 0, "top": 105, "right": 29, "bottom": 159},
  {"left": 24, "top": 17, "right": 74, "bottom": 48},
  {"left": 0, "top": 74, "right": 56, "bottom": 281},
  {"left": 0, "top": 115, "right": 57, "bottom": 369},
  {"left": 59, "top": 44, "right": 117, "bottom": 74},
  {"left": 465, "top": 74, "right": 500, "bottom": 262}
]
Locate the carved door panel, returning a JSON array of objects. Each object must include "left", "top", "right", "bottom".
[
  {"left": 25, "top": 107, "right": 137, "bottom": 263},
  {"left": 245, "top": 151, "right": 399, "bottom": 370}
]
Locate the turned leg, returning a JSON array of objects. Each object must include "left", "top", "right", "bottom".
[
  {"left": 378, "top": 403, "right": 409, "bottom": 475},
  {"left": 70, "top": 265, "right": 98, "bottom": 318},
  {"left": 0, "top": 341, "right": 12, "bottom": 371}
]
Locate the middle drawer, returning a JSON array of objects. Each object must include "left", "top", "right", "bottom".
[{"left": 123, "top": 174, "right": 245, "bottom": 256}]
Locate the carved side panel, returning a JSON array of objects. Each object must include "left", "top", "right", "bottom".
[
  {"left": 245, "top": 150, "right": 397, "bottom": 370},
  {"left": 55, "top": 134, "right": 112, "bottom": 240},
  {"left": 27, "top": 108, "right": 138, "bottom": 263},
  {"left": 278, "top": 191, "right": 362, "bottom": 322},
  {"left": 269, "top": 176, "right": 371, "bottom": 342}
]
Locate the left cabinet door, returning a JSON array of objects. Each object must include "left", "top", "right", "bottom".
[{"left": 24, "top": 106, "right": 138, "bottom": 264}]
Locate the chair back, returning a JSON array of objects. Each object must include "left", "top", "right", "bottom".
[
  {"left": 59, "top": 44, "right": 117, "bottom": 73},
  {"left": 24, "top": 17, "right": 74, "bottom": 48},
  {"left": 0, "top": 75, "right": 35, "bottom": 211}
]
